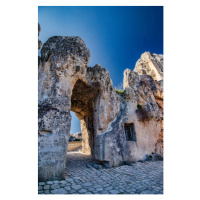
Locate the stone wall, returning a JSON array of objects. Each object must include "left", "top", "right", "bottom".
[{"left": 68, "top": 141, "right": 82, "bottom": 151}]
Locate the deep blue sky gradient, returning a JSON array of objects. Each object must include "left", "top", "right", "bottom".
[{"left": 38, "top": 6, "right": 163, "bottom": 134}]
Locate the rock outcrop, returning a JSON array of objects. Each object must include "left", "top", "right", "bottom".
[
  {"left": 123, "top": 67, "right": 163, "bottom": 160},
  {"left": 38, "top": 32, "right": 164, "bottom": 181},
  {"left": 38, "top": 36, "right": 90, "bottom": 181},
  {"left": 134, "top": 52, "right": 163, "bottom": 81},
  {"left": 133, "top": 52, "right": 164, "bottom": 157},
  {"left": 38, "top": 23, "right": 42, "bottom": 50}
]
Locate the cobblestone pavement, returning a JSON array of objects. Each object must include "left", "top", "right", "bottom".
[{"left": 38, "top": 152, "right": 163, "bottom": 195}]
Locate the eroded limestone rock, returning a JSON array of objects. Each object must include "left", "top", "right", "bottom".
[
  {"left": 134, "top": 52, "right": 163, "bottom": 81},
  {"left": 38, "top": 23, "right": 42, "bottom": 50},
  {"left": 38, "top": 36, "right": 91, "bottom": 181},
  {"left": 38, "top": 35, "right": 164, "bottom": 181},
  {"left": 122, "top": 67, "right": 163, "bottom": 161}
]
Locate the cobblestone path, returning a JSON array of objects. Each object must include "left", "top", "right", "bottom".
[{"left": 38, "top": 152, "right": 163, "bottom": 195}]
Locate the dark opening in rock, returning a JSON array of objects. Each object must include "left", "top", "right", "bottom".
[{"left": 124, "top": 123, "right": 137, "bottom": 142}]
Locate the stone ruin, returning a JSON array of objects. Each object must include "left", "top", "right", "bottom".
[
  {"left": 38, "top": 26, "right": 163, "bottom": 181},
  {"left": 69, "top": 132, "right": 82, "bottom": 141}
]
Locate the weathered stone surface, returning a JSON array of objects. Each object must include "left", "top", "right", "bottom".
[
  {"left": 51, "top": 184, "right": 60, "bottom": 190},
  {"left": 43, "top": 185, "right": 50, "bottom": 190},
  {"left": 71, "top": 185, "right": 82, "bottom": 190},
  {"left": 44, "top": 190, "right": 50, "bottom": 194},
  {"left": 110, "top": 189, "right": 120, "bottom": 194},
  {"left": 79, "top": 189, "right": 87, "bottom": 193},
  {"left": 38, "top": 40, "right": 42, "bottom": 50},
  {"left": 82, "top": 182, "right": 93, "bottom": 187},
  {"left": 60, "top": 180, "right": 66, "bottom": 184},
  {"left": 38, "top": 186, "right": 43, "bottom": 190},
  {"left": 53, "top": 180, "right": 60, "bottom": 184},
  {"left": 94, "top": 101, "right": 130, "bottom": 167},
  {"left": 41, "top": 36, "right": 90, "bottom": 63},
  {"left": 122, "top": 67, "right": 163, "bottom": 161},
  {"left": 46, "top": 181, "right": 53, "bottom": 185},
  {"left": 39, "top": 182, "right": 45, "bottom": 186},
  {"left": 38, "top": 36, "right": 91, "bottom": 181},
  {"left": 140, "top": 190, "right": 155, "bottom": 194},
  {"left": 51, "top": 188, "right": 68, "bottom": 194},
  {"left": 38, "top": 34, "right": 164, "bottom": 181},
  {"left": 63, "top": 153, "right": 163, "bottom": 194},
  {"left": 143, "top": 153, "right": 163, "bottom": 161},
  {"left": 38, "top": 23, "right": 41, "bottom": 36},
  {"left": 38, "top": 23, "right": 42, "bottom": 50},
  {"left": 64, "top": 186, "right": 71, "bottom": 191},
  {"left": 134, "top": 52, "right": 163, "bottom": 81}
]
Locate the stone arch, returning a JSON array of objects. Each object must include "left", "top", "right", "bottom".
[{"left": 70, "top": 79, "right": 98, "bottom": 155}]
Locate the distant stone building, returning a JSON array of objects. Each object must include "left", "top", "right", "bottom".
[
  {"left": 74, "top": 132, "right": 82, "bottom": 140},
  {"left": 69, "top": 134, "right": 75, "bottom": 142},
  {"left": 69, "top": 132, "right": 82, "bottom": 141},
  {"left": 38, "top": 34, "right": 163, "bottom": 181}
]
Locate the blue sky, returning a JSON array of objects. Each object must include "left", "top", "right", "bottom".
[{"left": 38, "top": 6, "right": 163, "bottom": 134}]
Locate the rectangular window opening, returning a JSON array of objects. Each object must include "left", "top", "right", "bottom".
[{"left": 124, "top": 123, "right": 137, "bottom": 142}]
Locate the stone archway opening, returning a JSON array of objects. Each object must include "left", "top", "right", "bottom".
[
  {"left": 67, "top": 111, "right": 82, "bottom": 152},
  {"left": 70, "top": 79, "right": 96, "bottom": 156}
]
